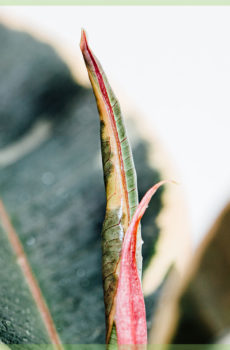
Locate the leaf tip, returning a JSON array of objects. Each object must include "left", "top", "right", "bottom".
[{"left": 80, "top": 28, "right": 88, "bottom": 53}]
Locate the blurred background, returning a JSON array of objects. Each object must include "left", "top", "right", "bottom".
[
  {"left": 0, "top": 5, "right": 230, "bottom": 345},
  {"left": 1, "top": 5, "right": 230, "bottom": 246}
]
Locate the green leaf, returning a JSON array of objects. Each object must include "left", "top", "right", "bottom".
[
  {"left": 174, "top": 203, "right": 230, "bottom": 344},
  {"left": 0, "top": 23, "right": 112, "bottom": 347},
  {"left": 80, "top": 30, "right": 142, "bottom": 344},
  {"left": 0, "top": 23, "right": 165, "bottom": 348},
  {"left": 0, "top": 201, "right": 62, "bottom": 349}
]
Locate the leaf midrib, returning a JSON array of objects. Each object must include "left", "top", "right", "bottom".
[
  {"left": 83, "top": 34, "right": 131, "bottom": 225},
  {"left": 0, "top": 200, "right": 64, "bottom": 350}
]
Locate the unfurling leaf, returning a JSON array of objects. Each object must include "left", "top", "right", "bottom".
[
  {"left": 116, "top": 180, "right": 170, "bottom": 348},
  {"left": 80, "top": 30, "right": 141, "bottom": 344},
  {"left": 80, "top": 30, "right": 173, "bottom": 347}
]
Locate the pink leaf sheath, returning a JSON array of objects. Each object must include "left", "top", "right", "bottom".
[{"left": 115, "top": 180, "right": 171, "bottom": 347}]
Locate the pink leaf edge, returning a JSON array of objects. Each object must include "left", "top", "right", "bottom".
[{"left": 115, "top": 180, "right": 174, "bottom": 346}]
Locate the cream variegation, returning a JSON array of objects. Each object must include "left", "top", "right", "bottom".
[{"left": 80, "top": 29, "right": 142, "bottom": 344}]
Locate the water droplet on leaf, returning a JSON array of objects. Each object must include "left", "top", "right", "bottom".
[
  {"left": 41, "top": 172, "right": 55, "bottom": 186},
  {"left": 26, "top": 237, "right": 36, "bottom": 246}
]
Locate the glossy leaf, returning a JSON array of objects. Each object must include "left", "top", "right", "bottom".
[
  {"left": 80, "top": 30, "right": 142, "bottom": 344},
  {"left": 0, "top": 201, "right": 62, "bottom": 349},
  {"left": 0, "top": 24, "right": 113, "bottom": 346},
  {"left": 0, "top": 24, "right": 168, "bottom": 347},
  {"left": 116, "top": 181, "right": 169, "bottom": 347}
]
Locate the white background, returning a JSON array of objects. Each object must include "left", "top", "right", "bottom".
[{"left": 1, "top": 6, "right": 230, "bottom": 246}]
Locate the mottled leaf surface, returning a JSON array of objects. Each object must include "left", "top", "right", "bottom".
[
  {"left": 0, "top": 219, "right": 50, "bottom": 348},
  {"left": 80, "top": 30, "right": 144, "bottom": 344},
  {"left": 0, "top": 24, "right": 164, "bottom": 346}
]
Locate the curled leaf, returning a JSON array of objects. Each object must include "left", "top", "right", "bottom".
[
  {"left": 116, "top": 181, "right": 170, "bottom": 347},
  {"left": 80, "top": 29, "right": 141, "bottom": 343}
]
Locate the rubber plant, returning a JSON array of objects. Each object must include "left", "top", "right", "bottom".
[
  {"left": 80, "top": 30, "right": 170, "bottom": 348},
  {"left": 0, "top": 29, "right": 170, "bottom": 349}
]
